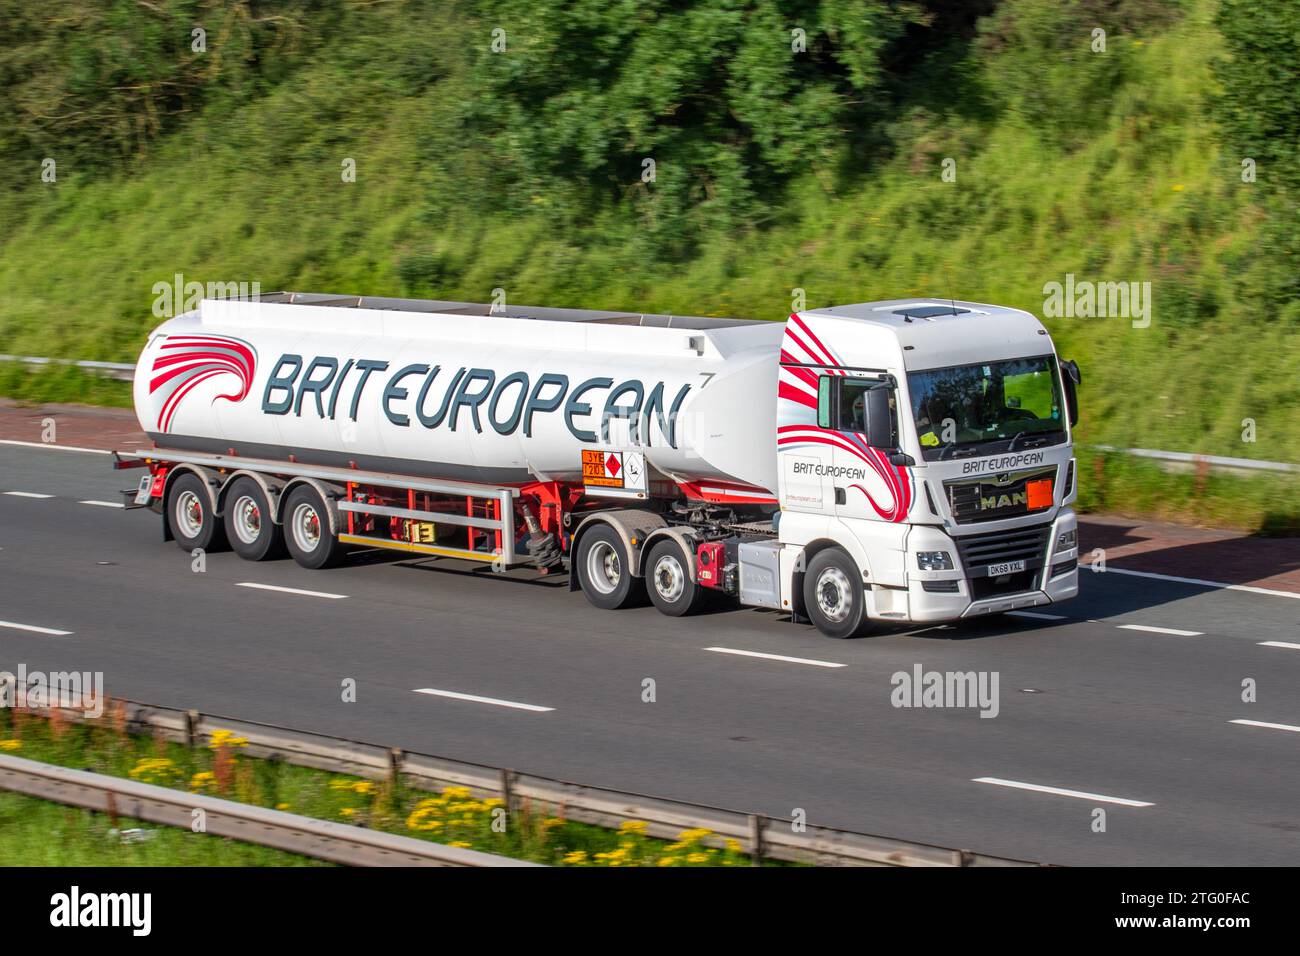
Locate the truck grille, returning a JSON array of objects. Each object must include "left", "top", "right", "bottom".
[
  {"left": 945, "top": 466, "right": 1056, "bottom": 524},
  {"left": 953, "top": 522, "right": 1052, "bottom": 599}
]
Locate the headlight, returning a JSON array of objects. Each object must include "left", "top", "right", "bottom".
[
  {"left": 1056, "top": 529, "right": 1077, "bottom": 551},
  {"left": 917, "top": 550, "right": 954, "bottom": 572}
]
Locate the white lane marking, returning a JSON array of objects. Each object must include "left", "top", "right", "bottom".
[
  {"left": 0, "top": 439, "right": 110, "bottom": 455},
  {"left": 235, "top": 582, "right": 348, "bottom": 600},
  {"left": 1230, "top": 719, "right": 1300, "bottom": 734},
  {"left": 1006, "top": 611, "right": 1067, "bottom": 621},
  {"left": 413, "top": 688, "right": 554, "bottom": 712},
  {"left": 973, "top": 777, "right": 1154, "bottom": 807},
  {"left": 78, "top": 499, "right": 124, "bottom": 509},
  {"left": 3, "top": 491, "right": 54, "bottom": 499},
  {"left": 1117, "top": 624, "right": 1202, "bottom": 637},
  {"left": 0, "top": 620, "right": 73, "bottom": 636},
  {"left": 1258, "top": 641, "right": 1300, "bottom": 651},
  {"left": 704, "top": 646, "right": 846, "bottom": 668},
  {"left": 1096, "top": 566, "right": 1300, "bottom": 600}
]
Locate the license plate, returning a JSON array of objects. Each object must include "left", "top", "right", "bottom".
[
  {"left": 987, "top": 559, "right": 1026, "bottom": 577},
  {"left": 134, "top": 475, "right": 153, "bottom": 505}
]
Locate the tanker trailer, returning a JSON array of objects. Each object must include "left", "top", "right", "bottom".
[{"left": 115, "top": 292, "right": 1081, "bottom": 637}]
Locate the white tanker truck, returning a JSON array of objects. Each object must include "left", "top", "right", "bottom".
[{"left": 115, "top": 292, "right": 1081, "bottom": 638}]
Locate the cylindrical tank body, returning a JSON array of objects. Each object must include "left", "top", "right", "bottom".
[{"left": 134, "top": 299, "right": 784, "bottom": 493}]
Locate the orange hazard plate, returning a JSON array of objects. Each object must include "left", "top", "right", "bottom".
[{"left": 1026, "top": 478, "right": 1054, "bottom": 510}]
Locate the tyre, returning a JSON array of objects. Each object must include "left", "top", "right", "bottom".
[
  {"left": 645, "top": 538, "right": 706, "bottom": 617},
  {"left": 575, "top": 524, "right": 645, "bottom": 610},
  {"left": 223, "top": 477, "right": 284, "bottom": 561},
  {"left": 803, "top": 547, "right": 873, "bottom": 639},
  {"left": 167, "top": 472, "right": 227, "bottom": 553},
  {"left": 282, "top": 485, "right": 344, "bottom": 570}
]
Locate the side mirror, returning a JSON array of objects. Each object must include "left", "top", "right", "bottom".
[
  {"left": 865, "top": 386, "right": 896, "bottom": 450},
  {"left": 1059, "top": 358, "right": 1081, "bottom": 427}
]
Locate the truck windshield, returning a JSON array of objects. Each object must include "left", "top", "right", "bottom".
[{"left": 907, "top": 355, "right": 1066, "bottom": 462}]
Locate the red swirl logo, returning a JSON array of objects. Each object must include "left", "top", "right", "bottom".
[{"left": 149, "top": 334, "right": 257, "bottom": 433}]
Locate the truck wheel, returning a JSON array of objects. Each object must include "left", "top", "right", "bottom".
[
  {"left": 223, "top": 477, "right": 284, "bottom": 561},
  {"left": 803, "top": 548, "right": 873, "bottom": 639},
  {"left": 645, "top": 539, "right": 705, "bottom": 617},
  {"left": 283, "top": 485, "right": 343, "bottom": 570},
  {"left": 576, "top": 525, "right": 645, "bottom": 610},
  {"left": 167, "top": 473, "right": 227, "bottom": 554}
]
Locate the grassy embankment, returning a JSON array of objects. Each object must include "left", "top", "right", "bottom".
[{"left": 0, "top": 1, "right": 1293, "bottom": 530}]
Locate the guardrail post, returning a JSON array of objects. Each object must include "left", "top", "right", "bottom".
[
  {"left": 953, "top": 849, "right": 973, "bottom": 866},
  {"left": 748, "top": 813, "right": 766, "bottom": 866},
  {"left": 388, "top": 748, "right": 404, "bottom": 786},
  {"left": 500, "top": 768, "right": 515, "bottom": 823},
  {"left": 184, "top": 709, "right": 199, "bottom": 749}
]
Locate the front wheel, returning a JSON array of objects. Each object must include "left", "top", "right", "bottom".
[
  {"left": 645, "top": 539, "right": 706, "bottom": 617},
  {"left": 575, "top": 525, "right": 645, "bottom": 610},
  {"left": 282, "top": 485, "right": 344, "bottom": 570},
  {"left": 803, "top": 548, "right": 873, "bottom": 639}
]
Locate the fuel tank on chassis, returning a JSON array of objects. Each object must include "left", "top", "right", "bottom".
[{"left": 134, "top": 299, "right": 784, "bottom": 490}]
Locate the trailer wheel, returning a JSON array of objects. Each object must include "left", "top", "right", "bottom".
[
  {"left": 645, "top": 539, "right": 705, "bottom": 617},
  {"left": 223, "top": 477, "right": 284, "bottom": 562},
  {"left": 167, "top": 473, "right": 227, "bottom": 554},
  {"left": 576, "top": 525, "right": 645, "bottom": 610},
  {"left": 283, "top": 485, "right": 343, "bottom": 570},
  {"left": 803, "top": 548, "right": 873, "bottom": 639}
]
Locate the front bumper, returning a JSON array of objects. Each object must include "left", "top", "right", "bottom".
[{"left": 901, "top": 510, "right": 1079, "bottom": 623}]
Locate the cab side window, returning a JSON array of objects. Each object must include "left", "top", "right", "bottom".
[{"left": 817, "top": 376, "right": 897, "bottom": 446}]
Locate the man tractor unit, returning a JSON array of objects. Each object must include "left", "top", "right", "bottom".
[{"left": 116, "top": 292, "right": 1082, "bottom": 638}]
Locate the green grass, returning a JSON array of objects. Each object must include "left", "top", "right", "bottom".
[
  {"left": 0, "top": 790, "right": 329, "bottom": 866},
  {"left": 0, "top": 363, "right": 133, "bottom": 407},
  {"left": 0, "top": 709, "right": 765, "bottom": 867},
  {"left": 0, "top": 0, "right": 1292, "bottom": 531}
]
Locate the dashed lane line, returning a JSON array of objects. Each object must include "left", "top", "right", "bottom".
[
  {"left": 235, "top": 582, "right": 348, "bottom": 600},
  {"left": 704, "top": 646, "right": 847, "bottom": 668},
  {"left": 973, "top": 777, "right": 1154, "bottom": 807},
  {"left": 412, "top": 688, "right": 554, "bottom": 713}
]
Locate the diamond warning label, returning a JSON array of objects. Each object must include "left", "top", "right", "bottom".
[{"left": 582, "top": 449, "right": 625, "bottom": 487}]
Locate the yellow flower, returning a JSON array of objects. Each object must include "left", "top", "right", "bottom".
[
  {"left": 449, "top": 841, "right": 472, "bottom": 849},
  {"left": 209, "top": 729, "right": 247, "bottom": 749},
  {"left": 353, "top": 781, "right": 375, "bottom": 795},
  {"left": 189, "top": 771, "right": 216, "bottom": 792},
  {"left": 0, "top": 739, "right": 22, "bottom": 752},
  {"left": 276, "top": 803, "right": 290, "bottom": 811},
  {"left": 687, "top": 852, "right": 709, "bottom": 863},
  {"left": 676, "top": 827, "right": 712, "bottom": 843},
  {"left": 563, "top": 851, "right": 588, "bottom": 865},
  {"left": 441, "top": 785, "right": 472, "bottom": 799},
  {"left": 340, "top": 807, "right": 356, "bottom": 817},
  {"left": 129, "top": 758, "right": 181, "bottom": 785},
  {"left": 1172, "top": 184, "right": 1185, "bottom": 192},
  {"left": 725, "top": 839, "right": 743, "bottom": 854},
  {"left": 619, "top": 820, "right": 648, "bottom": 835},
  {"left": 543, "top": 817, "right": 565, "bottom": 829}
]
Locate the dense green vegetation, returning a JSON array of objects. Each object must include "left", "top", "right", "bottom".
[{"left": 0, "top": 1, "right": 1295, "bottom": 492}]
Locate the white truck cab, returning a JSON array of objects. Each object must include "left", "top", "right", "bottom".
[{"left": 771, "top": 300, "right": 1080, "bottom": 636}]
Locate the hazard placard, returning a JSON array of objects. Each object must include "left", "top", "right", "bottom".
[
  {"left": 582, "top": 449, "right": 648, "bottom": 498},
  {"left": 583, "top": 449, "right": 625, "bottom": 487}
]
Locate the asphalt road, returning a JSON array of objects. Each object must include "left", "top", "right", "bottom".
[{"left": 2, "top": 441, "right": 1298, "bottom": 865}]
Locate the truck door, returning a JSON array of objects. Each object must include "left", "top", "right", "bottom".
[{"left": 815, "top": 373, "right": 911, "bottom": 587}]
